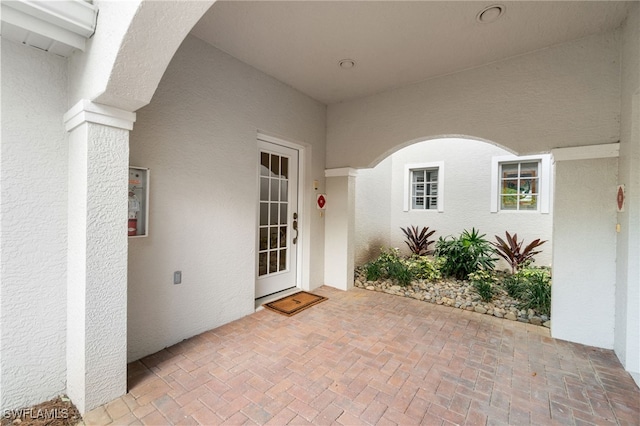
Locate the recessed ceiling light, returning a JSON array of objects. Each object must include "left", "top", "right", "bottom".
[
  {"left": 476, "top": 4, "right": 505, "bottom": 24},
  {"left": 339, "top": 59, "right": 356, "bottom": 69}
]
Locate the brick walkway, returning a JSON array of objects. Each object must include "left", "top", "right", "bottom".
[{"left": 84, "top": 286, "right": 640, "bottom": 425}]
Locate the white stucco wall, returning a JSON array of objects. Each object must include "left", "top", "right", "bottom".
[
  {"left": 552, "top": 158, "right": 618, "bottom": 349},
  {"left": 326, "top": 30, "right": 620, "bottom": 168},
  {"left": 355, "top": 138, "right": 553, "bottom": 269},
  {"left": 616, "top": 3, "right": 640, "bottom": 384},
  {"left": 127, "top": 35, "right": 326, "bottom": 361},
  {"left": 354, "top": 158, "right": 392, "bottom": 265},
  {"left": 324, "top": 172, "right": 356, "bottom": 291},
  {"left": 1, "top": 40, "right": 68, "bottom": 409}
]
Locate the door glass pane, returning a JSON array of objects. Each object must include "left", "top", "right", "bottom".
[
  {"left": 269, "top": 226, "right": 278, "bottom": 249},
  {"left": 257, "top": 148, "right": 295, "bottom": 280},
  {"left": 270, "top": 178, "right": 279, "bottom": 201},
  {"left": 280, "top": 226, "right": 287, "bottom": 248},
  {"left": 260, "top": 178, "right": 269, "bottom": 201},
  {"left": 260, "top": 203, "right": 268, "bottom": 226},
  {"left": 259, "top": 228, "right": 268, "bottom": 251},
  {"left": 258, "top": 253, "right": 267, "bottom": 276},
  {"left": 269, "top": 251, "right": 278, "bottom": 274},
  {"left": 260, "top": 153, "right": 269, "bottom": 176},
  {"left": 270, "top": 154, "right": 280, "bottom": 176}
]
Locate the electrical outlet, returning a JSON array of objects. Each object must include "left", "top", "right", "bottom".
[{"left": 174, "top": 271, "right": 182, "bottom": 284}]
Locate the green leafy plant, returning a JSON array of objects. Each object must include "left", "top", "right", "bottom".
[
  {"left": 406, "top": 255, "right": 444, "bottom": 280},
  {"left": 400, "top": 226, "right": 436, "bottom": 256},
  {"left": 387, "top": 260, "right": 414, "bottom": 286},
  {"left": 493, "top": 232, "right": 546, "bottom": 273},
  {"left": 363, "top": 248, "right": 414, "bottom": 286},
  {"left": 469, "top": 270, "right": 497, "bottom": 302},
  {"left": 435, "top": 228, "right": 497, "bottom": 280},
  {"left": 516, "top": 268, "right": 551, "bottom": 316},
  {"left": 364, "top": 261, "right": 383, "bottom": 281},
  {"left": 502, "top": 272, "right": 525, "bottom": 298}
]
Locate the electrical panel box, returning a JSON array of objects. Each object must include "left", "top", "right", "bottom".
[{"left": 128, "top": 167, "right": 149, "bottom": 237}]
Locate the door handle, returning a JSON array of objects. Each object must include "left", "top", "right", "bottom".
[{"left": 292, "top": 212, "right": 298, "bottom": 244}]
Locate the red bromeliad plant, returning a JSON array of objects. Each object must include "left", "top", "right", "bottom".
[
  {"left": 401, "top": 225, "right": 436, "bottom": 256},
  {"left": 493, "top": 231, "right": 546, "bottom": 273}
]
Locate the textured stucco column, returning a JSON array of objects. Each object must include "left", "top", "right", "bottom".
[
  {"left": 63, "top": 100, "right": 135, "bottom": 413},
  {"left": 324, "top": 168, "right": 356, "bottom": 291},
  {"left": 551, "top": 145, "right": 619, "bottom": 349}
]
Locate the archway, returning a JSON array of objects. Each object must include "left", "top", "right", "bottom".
[{"left": 354, "top": 136, "right": 553, "bottom": 268}]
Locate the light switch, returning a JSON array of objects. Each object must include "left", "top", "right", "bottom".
[{"left": 174, "top": 271, "right": 182, "bottom": 284}]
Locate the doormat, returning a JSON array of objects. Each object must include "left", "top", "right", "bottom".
[{"left": 263, "top": 291, "right": 328, "bottom": 317}]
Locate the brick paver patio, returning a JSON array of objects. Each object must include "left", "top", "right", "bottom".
[{"left": 84, "top": 286, "right": 640, "bottom": 425}]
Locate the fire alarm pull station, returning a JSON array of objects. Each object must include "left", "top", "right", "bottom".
[{"left": 129, "top": 167, "right": 150, "bottom": 237}]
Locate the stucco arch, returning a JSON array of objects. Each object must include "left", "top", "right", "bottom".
[
  {"left": 366, "top": 134, "right": 518, "bottom": 169},
  {"left": 70, "top": 0, "right": 214, "bottom": 112}
]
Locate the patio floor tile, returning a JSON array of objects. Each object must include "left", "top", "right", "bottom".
[{"left": 84, "top": 286, "right": 640, "bottom": 425}]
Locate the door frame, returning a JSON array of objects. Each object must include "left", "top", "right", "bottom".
[{"left": 256, "top": 132, "right": 307, "bottom": 298}]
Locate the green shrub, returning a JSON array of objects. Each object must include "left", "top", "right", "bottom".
[
  {"left": 469, "top": 270, "right": 497, "bottom": 302},
  {"left": 500, "top": 268, "right": 552, "bottom": 316},
  {"left": 434, "top": 228, "right": 497, "bottom": 280},
  {"left": 517, "top": 268, "right": 551, "bottom": 316},
  {"left": 407, "top": 255, "right": 444, "bottom": 281},
  {"left": 502, "top": 272, "right": 525, "bottom": 298},
  {"left": 387, "top": 260, "right": 414, "bottom": 286},
  {"left": 364, "top": 261, "right": 383, "bottom": 281},
  {"left": 363, "top": 248, "right": 414, "bottom": 286}
]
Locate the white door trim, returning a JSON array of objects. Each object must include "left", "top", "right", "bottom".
[{"left": 256, "top": 132, "right": 306, "bottom": 298}]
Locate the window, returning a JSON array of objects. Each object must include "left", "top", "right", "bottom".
[
  {"left": 411, "top": 168, "right": 438, "bottom": 209},
  {"left": 491, "top": 155, "right": 551, "bottom": 213},
  {"left": 499, "top": 161, "right": 539, "bottom": 211},
  {"left": 403, "top": 162, "right": 444, "bottom": 212}
]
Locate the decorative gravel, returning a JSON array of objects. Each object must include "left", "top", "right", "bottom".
[{"left": 354, "top": 270, "right": 550, "bottom": 327}]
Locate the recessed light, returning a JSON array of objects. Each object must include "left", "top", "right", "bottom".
[
  {"left": 339, "top": 59, "right": 356, "bottom": 69},
  {"left": 476, "top": 4, "right": 505, "bottom": 24}
]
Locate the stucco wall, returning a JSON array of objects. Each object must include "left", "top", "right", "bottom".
[
  {"left": 355, "top": 138, "right": 553, "bottom": 269},
  {"left": 552, "top": 158, "right": 618, "bottom": 349},
  {"left": 128, "top": 35, "right": 326, "bottom": 361},
  {"left": 354, "top": 158, "right": 392, "bottom": 265},
  {"left": 616, "top": 3, "right": 640, "bottom": 384},
  {"left": 326, "top": 30, "right": 620, "bottom": 168},
  {"left": 1, "top": 40, "right": 68, "bottom": 409}
]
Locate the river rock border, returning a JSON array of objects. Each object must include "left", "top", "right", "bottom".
[{"left": 354, "top": 270, "right": 551, "bottom": 328}]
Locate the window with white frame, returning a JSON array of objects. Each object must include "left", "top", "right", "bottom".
[
  {"left": 499, "top": 161, "right": 539, "bottom": 211},
  {"left": 404, "top": 162, "right": 444, "bottom": 212},
  {"left": 490, "top": 155, "right": 551, "bottom": 213}
]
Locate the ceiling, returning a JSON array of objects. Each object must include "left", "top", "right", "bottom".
[{"left": 191, "top": 1, "right": 633, "bottom": 105}]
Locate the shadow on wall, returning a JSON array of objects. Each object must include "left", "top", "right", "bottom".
[{"left": 358, "top": 237, "right": 387, "bottom": 265}]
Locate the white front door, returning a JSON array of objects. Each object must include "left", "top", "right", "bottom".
[{"left": 256, "top": 139, "right": 299, "bottom": 299}]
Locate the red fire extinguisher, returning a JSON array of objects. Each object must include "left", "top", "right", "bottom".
[{"left": 128, "top": 190, "right": 140, "bottom": 236}]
